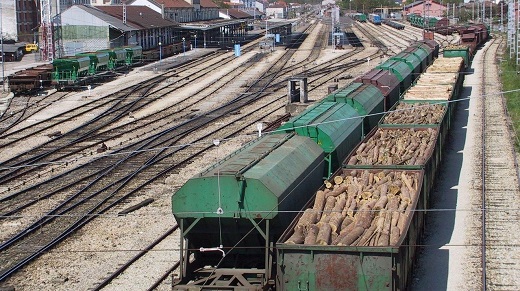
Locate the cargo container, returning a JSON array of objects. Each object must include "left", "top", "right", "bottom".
[
  {"left": 98, "top": 48, "right": 127, "bottom": 69},
  {"left": 277, "top": 168, "right": 427, "bottom": 291},
  {"left": 418, "top": 40, "right": 439, "bottom": 58},
  {"left": 75, "top": 52, "right": 110, "bottom": 74},
  {"left": 443, "top": 46, "right": 470, "bottom": 67},
  {"left": 52, "top": 56, "right": 91, "bottom": 83},
  {"left": 124, "top": 45, "right": 143, "bottom": 65},
  {"left": 403, "top": 57, "right": 464, "bottom": 103},
  {"left": 404, "top": 43, "right": 431, "bottom": 72},
  {"left": 381, "top": 100, "right": 451, "bottom": 148},
  {"left": 353, "top": 13, "right": 367, "bottom": 22}
]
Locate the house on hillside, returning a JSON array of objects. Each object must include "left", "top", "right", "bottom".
[
  {"left": 404, "top": 0, "right": 446, "bottom": 17},
  {"left": 266, "top": 2, "right": 287, "bottom": 18}
]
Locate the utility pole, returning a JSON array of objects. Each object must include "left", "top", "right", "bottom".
[
  {"left": 1, "top": 1, "right": 5, "bottom": 92},
  {"left": 483, "top": 0, "right": 485, "bottom": 25},
  {"left": 501, "top": 1, "right": 503, "bottom": 32},
  {"left": 453, "top": 3, "right": 455, "bottom": 22},
  {"left": 40, "top": 0, "right": 54, "bottom": 61}
]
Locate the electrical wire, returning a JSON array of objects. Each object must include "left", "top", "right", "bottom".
[{"left": 1, "top": 87, "right": 518, "bottom": 172}]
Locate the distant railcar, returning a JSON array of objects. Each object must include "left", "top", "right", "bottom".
[
  {"left": 368, "top": 13, "right": 382, "bottom": 25},
  {"left": 353, "top": 13, "right": 367, "bottom": 22}
]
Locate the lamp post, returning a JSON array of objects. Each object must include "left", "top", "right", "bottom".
[
  {"left": 159, "top": 42, "right": 162, "bottom": 66},
  {"left": 194, "top": 35, "right": 197, "bottom": 50},
  {"left": 182, "top": 37, "right": 185, "bottom": 56}
]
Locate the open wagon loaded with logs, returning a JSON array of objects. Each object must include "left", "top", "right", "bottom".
[
  {"left": 284, "top": 169, "right": 421, "bottom": 247},
  {"left": 382, "top": 102, "right": 446, "bottom": 125},
  {"left": 277, "top": 168, "right": 427, "bottom": 290},
  {"left": 346, "top": 127, "right": 439, "bottom": 166}
]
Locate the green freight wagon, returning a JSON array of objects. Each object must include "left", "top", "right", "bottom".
[
  {"left": 443, "top": 45, "right": 470, "bottom": 67},
  {"left": 343, "top": 126, "right": 442, "bottom": 211},
  {"left": 354, "top": 69, "right": 401, "bottom": 111},
  {"left": 324, "top": 83, "right": 385, "bottom": 134},
  {"left": 377, "top": 59, "right": 413, "bottom": 93},
  {"left": 380, "top": 100, "right": 451, "bottom": 143},
  {"left": 390, "top": 52, "right": 422, "bottom": 78},
  {"left": 97, "top": 48, "right": 127, "bottom": 70},
  {"left": 124, "top": 45, "right": 142, "bottom": 65},
  {"left": 75, "top": 52, "right": 110, "bottom": 74},
  {"left": 52, "top": 56, "right": 91, "bottom": 84},
  {"left": 404, "top": 43, "right": 432, "bottom": 73},
  {"left": 354, "top": 13, "right": 367, "bottom": 22},
  {"left": 172, "top": 133, "right": 324, "bottom": 290},
  {"left": 277, "top": 101, "right": 363, "bottom": 178}
]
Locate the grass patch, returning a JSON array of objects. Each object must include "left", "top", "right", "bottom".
[{"left": 500, "top": 55, "right": 520, "bottom": 151}]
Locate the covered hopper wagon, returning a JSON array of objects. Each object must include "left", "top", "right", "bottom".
[{"left": 172, "top": 133, "right": 325, "bottom": 289}]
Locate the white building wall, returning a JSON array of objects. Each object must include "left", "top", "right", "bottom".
[
  {"left": 60, "top": 6, "right": 110, "bottom": 55},
  {"left": 219, "top": 11, "right": 231, "bottom": 19},
  {"left": 1, "top": 0, "right": 18, "bottom": 41},
  {"left": 256, "top": 1, "right": 265, "bottom": 13},
  {"left": 129, "top": 0, "right": 161, "bottom": 13},
  {"left": 266, "top": 7, "right": 285, "bottom": 18}
]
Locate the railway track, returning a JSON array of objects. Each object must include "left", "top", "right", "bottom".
[
  {"left": 0, "top": 92, "right": 71, "bottom": 133},
  {"left": 478, "top": 35, "right": 520, "bottom": 289},
  {"left": 0, "top": 69, "right": 291, "bottom": 281},
  {"left": 0, "top": 21, "right": 315, "bottom": 281},
  {"left": 91, "top": 225, "right": 180, "bottom": 290},
  {"left": 0, "top": 42, "right": 302, "bottom": 187},
  {"left": 0, "top": 19, "right": 411, "bottom": 288}
]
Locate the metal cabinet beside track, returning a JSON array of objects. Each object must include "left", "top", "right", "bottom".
[{"left": 171, "top": 133, "right": 325, "bottom": 289}]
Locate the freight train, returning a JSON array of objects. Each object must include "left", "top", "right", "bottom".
[
  {"left": 439, "top": 23, "right": 489, "bottom": 67},
  {"left": 277, "top": 55, "right": 465, "bottom": 290},
  {"left": 170, "top": 39, "right": 442, "bottom": 290},
  {"left": 383, "top": 19, "right": 405, "bottom": 30},
  {"left": 9, "top": 42, "right": 190, "bottom": 93},
  {"left": 407, "top": 14, "right": 476, "bottom": 36}
]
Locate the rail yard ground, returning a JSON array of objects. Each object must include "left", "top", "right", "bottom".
[{"left": 0, "top": 19, "right": 519, "bottom": 291}]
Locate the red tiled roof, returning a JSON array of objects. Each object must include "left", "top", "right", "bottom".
[
  {"left": 155, "top": 0, "right": 193, "bottom": 8},
  {"left": 95, "top": 5, "right": 179, "bottom": 29},
  {"left": 200, "top": 0, "right": 219, "bottom": 8}
]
